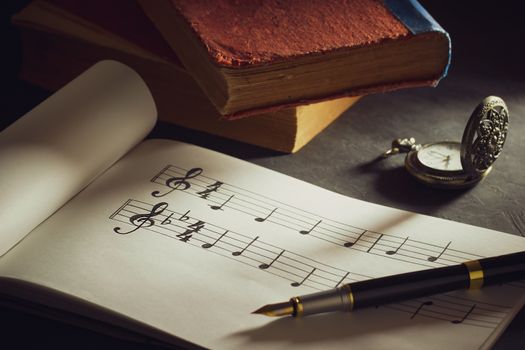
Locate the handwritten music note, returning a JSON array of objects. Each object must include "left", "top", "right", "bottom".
[
  {"left": 428, "top": 241, "right": 452, "bottom": 262},
  {"left": 202, "top": 230, "right": 229, "bottom": 249},
  {"left": 210, "top": 195, "right": 234, "bottom": 211},
  {"left": 259, "top": 250, "right": 285, "bottom": 270},
  {"left": 291, "top": 267, "right": 316, "bottom": 287},
  {"left": 151, "top": 167, "right": 203, "bottom": 197},
  {"left": 232, "top": 236, "right": 259, "bottom": 256},
  {"left": 113, "top": 202, "right": 168, "bottom": 234},
  {"left": 344, "top": 230, "right": 367, "bottom": 247},
  {"left": 255, "top": 208, "right": 277, "bottom": 222},
  {"left": 110, "top": 199, "right": 513, "bottom": 332},
  {"left": 451, "top": 304, "right": 476, "bottom": 324},
  {"left": 150, "top": 165, "right": 487, "bottom": 269},
  {"left": 299, "top": 220, "right": 322, "bottom": 235},
  {"left": 386, "top": 236, "right": 409, "bottom": 255},
  {"left": 410, "top": 301, "right": 433, "bottom": 319}
]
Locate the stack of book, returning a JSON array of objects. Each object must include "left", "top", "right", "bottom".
[{"left": 12, "top": 0, "right": 450, "bottom": 152}]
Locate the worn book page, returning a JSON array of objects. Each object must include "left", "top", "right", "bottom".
[
  {"left": 0, "top": 60, "right": 156, "bottom": 256},
  {"left": 1, "top": 139, "right": 524, "bottom": 350}
]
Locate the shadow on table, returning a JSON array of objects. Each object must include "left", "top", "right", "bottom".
[
  {"left": 354, "top": 157, "right": 471, "bottom": 210},
  {"left": 231, "top": 305, "right": 453, "bottom": 347}
]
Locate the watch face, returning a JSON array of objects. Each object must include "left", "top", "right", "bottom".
[{"left": 416, "top": 142, "right": 462, "bottom": 171}]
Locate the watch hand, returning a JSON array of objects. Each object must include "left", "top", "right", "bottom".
[
  {"left": 429, "top": 150, "right": 448, "bottom": 157},
  {"left": 442, "top": 156, "right": 451, "bottom": 168}
]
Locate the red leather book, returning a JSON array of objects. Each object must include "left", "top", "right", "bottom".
[
  {"left": 138, "top": 0, "right": 450, "bottom": 118},
  {"left": 12, "top": 0, "right": 359, "bottom": 153}
]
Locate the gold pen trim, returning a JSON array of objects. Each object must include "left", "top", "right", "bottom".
[
  {"left": 463, "top": 260, "right": 484, "bottom": 289},
  {"left": 291, "top": 297, "right": 303, "bottom": 317},
  {"left": 341, "top": 284, "right": 355, "bottom": 310},
  {"left": 348, "top": 288, "right": 355, "bottom": 311}
]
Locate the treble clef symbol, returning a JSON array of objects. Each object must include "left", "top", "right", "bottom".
[
  {"left": 152, "top": 168, "right": 203, "bottom": 197},
  {"left": 114, "top": 202, "right": 168, "bottom": 235}
]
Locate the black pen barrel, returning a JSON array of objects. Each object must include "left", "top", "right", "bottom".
[
  {"left": 351, "top": 251, "right": 525, "bottom": 310},
  {"left": 351, "top": 264, "right": 468, "bottom": 309},
  {"left": 291, "top": 251, "right": 525, "bottom": 316},
  {"left": 481, "top": 251, "right": 525, "bottom": 286}
]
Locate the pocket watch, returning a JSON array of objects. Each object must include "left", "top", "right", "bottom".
[{"left": 383, "top": 96, "right": 509, "bottom": 189}]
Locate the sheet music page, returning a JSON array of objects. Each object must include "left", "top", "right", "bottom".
[
  {"left": 0, "top": 60, "right": 156, "bottom": 256},
  {"left": 1, "top": 139, "right": 524, "bottom": 350}
]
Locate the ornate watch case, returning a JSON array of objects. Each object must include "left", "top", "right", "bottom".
[{"left": 386, "top": 96, "right": 509, "bottom": 189}]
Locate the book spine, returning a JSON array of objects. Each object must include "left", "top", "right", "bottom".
[{"left": 384, "top": 0, "right": 451, "bottom": 79}]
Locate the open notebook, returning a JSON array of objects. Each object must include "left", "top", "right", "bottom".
[{"left": 0, "top": 61, "right": 524, "bottom": 349}]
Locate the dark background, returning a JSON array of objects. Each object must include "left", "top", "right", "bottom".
[{"left": 1, "top": 0, "right": 524, "bottom": 348}]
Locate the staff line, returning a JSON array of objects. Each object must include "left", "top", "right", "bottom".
[
  {"left": 153, "top": 168, "right": 486, "bottom": 264},
  {"left": 126, "top": 201, "right": 374, "bottom": 278},
  {"left": 427, "top": 296, "right": 510, "bottom": 313},
  {"left": 403, "top": 300, "right": 506, "bottom": 320},
  {"left": 122, "top": 203, "right": 461, "bottom": 270},
  {"left": 112, "top": 215, "right": 355, "bottom": 289},
  {"left": 111, "top": 199, "right": 508, "bottom": 330},
  {"left": 120, "top": 201, "right": 500, "bottom": 303},
  {"left": 395, "top": 301, "right": 500, "bottom": 323},
  {"left": 434, "top": 294, "right": 513, "bottom": 310},
  {"left": 115, "top": 210, "right": 369, "bottom": 283},
  {"left": 384, "top": 305, "right": 495, "bottom": 329},
  {"left": 158, "top": 167, "right": 486, "bottom": 257}
]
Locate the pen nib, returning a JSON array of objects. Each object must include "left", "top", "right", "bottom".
[{"left": 252, "top": 301, "right": 294, "bottom": 317}]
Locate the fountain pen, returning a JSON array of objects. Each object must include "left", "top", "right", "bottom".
[{"left": 253, "top": 250, "right": 525, "bottom": 317}]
